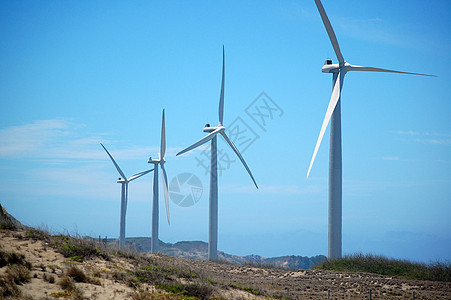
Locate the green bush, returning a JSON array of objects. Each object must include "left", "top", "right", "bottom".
[
  {"left": 315, "top": 253, "right": 451, "bottom": 282},
  {"left": 52, "top": 235, "right": 109, "bottom": 261},
  {"left": 156, "top": 282, "right": 213, "bottom": 299},
  {"left": 229, "top": 283, "right": 260, "bottom": 295}
]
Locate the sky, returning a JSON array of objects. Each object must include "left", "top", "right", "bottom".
[{"left": 1, "top": 0, "right": 450, "bottom": 263}]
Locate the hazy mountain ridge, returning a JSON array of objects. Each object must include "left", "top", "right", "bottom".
[{"left": 111, "top": 237, "right": 326, "bottom": 269}]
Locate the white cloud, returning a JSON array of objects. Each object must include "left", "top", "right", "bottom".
[
  {"left": 0, "top": 119, "right": 72, "bottom": 158},
  {"left": 0, "top": 119, "right": 181, "bottom": 162},
  {"left": 395, "top": 130, "right": 451, "bottom": 146},
  {"left": 413, "top": 138, "right": 451, "bottom": 146}
]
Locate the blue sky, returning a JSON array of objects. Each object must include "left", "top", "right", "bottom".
[{"left": 1, "top": 0, "right": 450, "bottom": 263}]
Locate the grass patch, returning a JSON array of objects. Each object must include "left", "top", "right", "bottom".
[
  {"left": 50, "top": 291, "right": 72, "bottom": 298},
  {"left": 229, "top": 283, "right": 260, "bottom": 295},
  {"left": 315, "top": 253, "right": 451, "bottom": 282},
  {"left": 24, "top": 227, "right": 143, "bottom": 264},
  {"left": 130, "top": 290, "right": 184, "bottom": 299},
  {"left": 156, "top": 282, "right": 212, "bottom": 299},
  {"left": 26, "top": 227, "right": 52, "bottom": 243},
  {"left": 133, "top": 265, "right": 199, "bottom": 285},
  {"left": 53, "top": 235, "right": 109, "bottom": 261},
  {"left": 0, "top": 248, "right": 31, "bottom": 269}
]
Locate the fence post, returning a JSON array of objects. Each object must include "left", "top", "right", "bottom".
[
  {"left": 412, "top": 291, "right": 415, "bottom": 300},
  {"left": 369, "top": 289, "right": 372, "bottom": 300},
  {"left": 328, "top": 290, "right": 330, "bottom": 300}
]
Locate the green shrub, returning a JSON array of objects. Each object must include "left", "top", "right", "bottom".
[
  {"left": 156, "top": 282, "right": 213, "bottom": 299},
  {"left": 26, "top": 228, "right": 51, "bottom": 243},
  {"left": 229, "top": 283, "right": 260, "bottom": 295},
  {"left": 315, "top": 253, "right": 451, "bottom": 282},
  {"left": 52, "top": 235, "right": 109, "bottom": 261}
]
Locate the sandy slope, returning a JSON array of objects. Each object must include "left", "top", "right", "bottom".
[
  {"left": 0, "top": 229, "right": 261, "bottom": 299},
  {"left": 1, "top": 230, "right": 138, "bottom": 299},
  {"left": 1, "top": 228, "right": 450, "bottom": 300}
]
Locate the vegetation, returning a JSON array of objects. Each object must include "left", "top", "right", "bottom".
[
  {"left": 228, "top": 283, "right": 260, "bottom": 295},
  {"left": 10, "top": 224, "right": 449, "bottom": 299},
  {"left": 0, "top": 247, "right": 32, "bottom": 298},
  {"left": 315, "top": 253, "right": 451, "bottom": 282},
  {"left": 155, "top": 282, "right": 213, "bottom": 299}
]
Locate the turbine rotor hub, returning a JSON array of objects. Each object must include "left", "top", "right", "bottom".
[{"left": 148, "top": 156, "right": 159, "bottom": 164}]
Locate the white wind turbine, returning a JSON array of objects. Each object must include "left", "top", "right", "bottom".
[
  {"left": 148, "top": 109, "right": 170, "bottom": 253},
  {"left": 101, "top": 143, "right": 153, "bottom": 248},
  {"left": 307, "top": 0, "right": 435, "bottom": 259},
  {"left": 177, "top": 46, "right": 258, "bottom": 261}
]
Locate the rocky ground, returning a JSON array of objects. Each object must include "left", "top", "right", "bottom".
[{"left": 1, "top": 227, "right": 450, "bottom": 299}]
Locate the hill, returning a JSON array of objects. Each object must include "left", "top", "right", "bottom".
[
  {"left": 111, "top": 237, "right": 326, "bottom": 270},
  {"left": 2, "top": 227, "right": 451, "bottom": 299},
  {"left": 1, "top": 205, "right": 450, "bottom": 299}
]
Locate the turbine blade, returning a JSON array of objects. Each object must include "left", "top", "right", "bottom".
[
  {"left": 307, "top": 71, "right": 343, "bottom": 178},
  {"left": 128, "top": 169, "right": 153, "bottom": 182},
  {"left": 314, "top": 0, "right": 344, "bottom": 64},
  {"left": 100, "top": 143, "right": 127, "bottom": 180},
  {"left": 176, "top": 128, "right": 221, "bottom": 156},
  {"left": 349, "top": 65, "right": 436, "bottom": 77},
  {"left": 219, "top": 46, "right": 225, "bottom": 125},
  {"left": 220, "top": 131, "right": 258, "bottom": 189},
  {"left": 161, "top": 109, "right": 166, "bottom": 158},
  {"left": 161, "top": 163, "right": 170, "bottom": 225}
]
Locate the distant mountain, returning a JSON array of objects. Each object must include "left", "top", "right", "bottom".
[{"left": 107, "top": 237, "right": 326, "bottom": 270}]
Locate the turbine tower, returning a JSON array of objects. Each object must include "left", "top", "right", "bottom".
[
  {"left": 307, "top": 0, "right": 435, "bottom": 259},
  {"left": 177, "top": 46, "right": 258, "bottom": 261},
  {"left": 101, "top": 143, "right": 153, "bottom": 248},
  {"left": 148, "top": 109, "right": 170, "bottom": 253}
]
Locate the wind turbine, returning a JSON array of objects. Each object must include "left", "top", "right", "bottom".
[
  {"left": 148, "top": 109, "right": 170, "bottom": 254},
  {"left": 177, "top": 46, "right": 258, "bottom": 261},
  {"left": 307, "top": 0, "right": 435, "bottom": 259},
  {"left": 101, "top": 143, "right": 153, "bottom": 248}
]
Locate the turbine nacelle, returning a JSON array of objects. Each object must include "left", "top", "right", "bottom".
[
  {"left": 117, "top": 177, "right": 126, "bottom": 183},
  {"left": 203, "top": 125, "right": 224, "bottom": 133},
  {"left": 322, "top": 60, "right": 351, "bottom": 73},
  {"left": 148, "top": 156, "right": 163, "bottom": 164}
]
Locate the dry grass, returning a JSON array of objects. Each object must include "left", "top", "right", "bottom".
[
  {"left": 0, "top": 245, "right": 32, "bottom": 299},
  {"left": 2, "top": 226, "right": 449, "bottom": 299},
  {"left": 315, "top": 253, "right": 451, "bottom": 282}
]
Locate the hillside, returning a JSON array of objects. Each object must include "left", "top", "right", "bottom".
[
  {"left": 113, "top": 237, "right": 326, "bottom": 270},
  {"left": 1, "top": 206, "right": 450, "bottom": 299}
]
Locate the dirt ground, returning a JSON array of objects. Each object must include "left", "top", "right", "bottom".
[
  {"left": 1, "top": 228, "right": 450, "bottom": 299},
  {"left": 158, "top": 253, "right": 451, "bottom": 299}
]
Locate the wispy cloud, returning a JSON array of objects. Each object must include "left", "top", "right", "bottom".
[
  {"left": 0, "top": 119, "right": 181, "bottom": 162},
  {"left": 395, "top": 130, "right": 451, "bottom": 146},
  {"left": 382, "top": 156, "right": 400, "bottom": 161}
]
